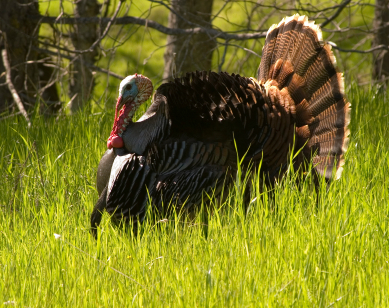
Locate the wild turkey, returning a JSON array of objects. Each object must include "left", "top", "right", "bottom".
[{"left": 91, "top": 14, "right": 351, "bottom": 236}]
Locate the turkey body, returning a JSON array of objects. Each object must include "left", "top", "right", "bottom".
[{"left": 91, "top": 15, "right": 350, "bottom": 236}]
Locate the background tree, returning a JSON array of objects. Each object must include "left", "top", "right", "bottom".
[
  {"left": 163, "top": 0, "right": 215, "bottom": 80},
  {"left": 0, "top": 0, "right": 61, "bottom": 117},
  {"left": 1, "top": 0, "right": 388, "bottom": 120},
  {"left": 68, "top": 0, "right": 100, "bottom": 113},
  {"left": 372, "top": 0, "right": 389, "bottom": 84},
  {"left": 0, "top": 0, "right": 40, "bottom": 115}
]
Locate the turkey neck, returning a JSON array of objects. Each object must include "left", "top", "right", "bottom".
[
  {"left": 121, "top": 102, "right": 170, "bottom": 155},
  {"left": 96, "top": 99, "right": 169, "bottom": 195}
]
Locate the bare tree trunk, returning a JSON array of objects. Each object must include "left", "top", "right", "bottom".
[
  {"left": 163, "top": 0, "right": 215, "bottom": 80},
  {"left": 372, "top": 0, "right": 389, "bottom": 83},
  {"left": 68, "top": 0, "right": 100, "bottom": 113},
  {"left": 0, "top": 0, "right": 40, "bottom": 114}
]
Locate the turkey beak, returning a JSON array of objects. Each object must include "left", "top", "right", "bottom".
[
  {"left": 117, "top": 95, "right": 136, "bottom": 113},
  {"left": 116, "top": 96, "right": 124, "bottom": 113}
]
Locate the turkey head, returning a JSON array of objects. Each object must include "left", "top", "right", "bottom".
[{"left": 107, "top": 74, "right": 153, "bottom": 149}]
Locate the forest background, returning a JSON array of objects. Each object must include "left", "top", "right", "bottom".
[{"left": 0, "top": 0, "right": 388, "bottom": 116}]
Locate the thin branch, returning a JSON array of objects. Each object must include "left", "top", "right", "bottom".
[
  {"left": 211, "top": 0, "right": 231, "bottom": 22},
  {"left": 90, "top": 64, "right": 125, "bottom": 80},
  {"left": 102, "top": 0, "right": 111, "bottom": 18},
  {"left": 0, "top": 111, "right": 22, "bottom": 121},
  {"left": 1, "top": 44, "right": 32, "bottom": 127},
  {"left": 218, "top": 40, "right": 229, "bottom": 72},
  {"left": 0, "top": 57, "right": 51, "bottom": 79},
  {"left": 327, "top": 42, "right": 389, "bottom": 54},
  {"left": 75, "top": 0, "right": 124, "bottom": 54},
  {"left": 228, "top": 43, "right": 261, "bottom": 58},
  {"left": 148, "top": 0, "right": 199, "bottom": 27},
  {"left": 30, "top": 14, "right": 267, "bottom": 41},
  {"left": 239, "top": 0, "right": 360, "bottom": 14},
  {"left": 320, "top": 0, "right": 352, "bottom": 28},
  {"left": 32, "top": 46, "right": 125, "bottom": 80}
]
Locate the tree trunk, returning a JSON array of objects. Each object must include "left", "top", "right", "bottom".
[
  {"left": 68, "top": 0, "right": 100, "bottom": 113},
  {"left": 0, "top": 0, "right": 40, "bottom": 114},
  {"left": 372, "top": 0, "right": 389, "bottom": 83},
  {"left": 163, "top": 0, "right": 215, "bottom": 80}
]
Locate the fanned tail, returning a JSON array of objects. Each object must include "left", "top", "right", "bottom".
[{"left": 258, "top": 14, "right": 351, "bottom": 180}]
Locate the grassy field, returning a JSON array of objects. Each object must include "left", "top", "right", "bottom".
[{"left": 1, "top": 82, "right": 388, "bottom": 307}]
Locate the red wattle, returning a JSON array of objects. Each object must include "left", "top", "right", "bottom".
[
  {"left": 107, "top": 139, "right": 113, "bottom": 149},
  {"left": 111, "top": 135, "right": 124, "bottom": 148}
]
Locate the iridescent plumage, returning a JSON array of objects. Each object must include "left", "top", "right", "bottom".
[{"left": 91, "top": 15, "right": 351, "bottom": 237}]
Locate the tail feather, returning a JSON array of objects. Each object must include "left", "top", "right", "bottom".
[
  {"left": 308, "top": 74, "right": 345, "bottom": 117},
  {"left": 313, "top": 156, "right": 339, "bottom": 179},
  {"left": 308, "top": 130, "right": 349, "bottom": 155},
  {"left": 258, "top": 14, "right": 351, "bottom": 180},
  {"left": 309, "top": 101, "right": 350, "bottom": 136},
  {"left": 304, "top": 46, "right": 338, "bottom": 97}
]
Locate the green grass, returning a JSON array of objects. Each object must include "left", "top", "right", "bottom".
[{"left": 1, "top": 84, "right": 389, "bottom": 307}]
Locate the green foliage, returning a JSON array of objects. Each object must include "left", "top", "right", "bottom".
[
  {"left": 1, "top": 84, "right": 388, "bottom": 306},
  {"left": 37, "top": 0, "right": 376, "bottom": 109}
]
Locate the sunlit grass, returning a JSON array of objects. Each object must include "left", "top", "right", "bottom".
[{"left": 1, "top": 84, "right": 388, "bottom": 307}]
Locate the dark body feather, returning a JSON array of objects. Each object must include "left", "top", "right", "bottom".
[{"left": 91, "top": 15, "right": 350, "bottom": 235}]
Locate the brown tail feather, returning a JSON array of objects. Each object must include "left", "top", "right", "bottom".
[{"left": 258, "top": 14, "right": 350, "bottom": 180}]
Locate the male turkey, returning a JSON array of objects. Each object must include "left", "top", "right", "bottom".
[{"left": 91, "top": 15, "right": 350, "bottom": 237}]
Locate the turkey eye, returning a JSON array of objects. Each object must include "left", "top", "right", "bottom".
[{"left": 125, "top": 84, "right": 132, "bottom": 91}]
